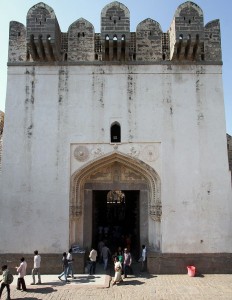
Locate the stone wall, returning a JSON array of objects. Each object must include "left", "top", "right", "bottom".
[
  {"left": 227, "top": 134, "right": 232, "bottom": 178},
  {"left": 147, "top": 253, "right": 232, "bottom": 274},
  {"left": 8, "top": 1, "right": 222, "bottom": 63}
]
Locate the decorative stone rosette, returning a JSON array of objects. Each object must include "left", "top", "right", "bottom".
[{"left": 74, "top": 145, "right": 89, "bottom": 162}]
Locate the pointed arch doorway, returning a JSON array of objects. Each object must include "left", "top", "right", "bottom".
[{"left": 70, "top": 152, "right": 161, "bottom": 254}]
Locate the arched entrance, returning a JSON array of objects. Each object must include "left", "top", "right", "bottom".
[
  {"left": 70, "top": 152, "right": 161, "bottom": 253},
  {"left": 92, "top": 190, "right": 140, "bottom": 255}
]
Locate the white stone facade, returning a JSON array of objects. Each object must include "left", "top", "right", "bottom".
[{"left": 0, "top": 63, "right": 231, "bottom": 254}]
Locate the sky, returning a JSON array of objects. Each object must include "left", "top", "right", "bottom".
[{"left": 0, "top": 0, "right": 231, "bottom": 135}]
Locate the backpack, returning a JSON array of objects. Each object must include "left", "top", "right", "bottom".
[{"left": 6, "top": 273, "right": 14, "bottom": 284}]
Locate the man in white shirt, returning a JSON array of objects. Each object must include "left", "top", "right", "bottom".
[
  {"left": 16, "top": 257, "right": 27, "bottom": 291},
  {"left": 141, "top": 245, "right": 146, "bottom": 272},
  {"left": 67, "top": 248, "right": 75, "bottom": 278},
  {"left": 31, "top": 250, "right": 41, "bottom": 285},
  {"left": 89, "top": 248, "right": 98, "bottom": 275}
]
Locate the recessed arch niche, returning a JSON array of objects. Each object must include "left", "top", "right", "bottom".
[{"left": 70, "top": 152, "right": 161, "bottom": 251}]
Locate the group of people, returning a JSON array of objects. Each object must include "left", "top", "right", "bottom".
[
  {"left": 0, "top": 244, "right": 147, "bottom": 298},
  {"left": 58, "top": 248, "right": 75, "bottom": 283},
  {"left": 0, "top": 250, "right": 41, "bottom": 300},
  {"left": 112, "top": 245, "right": 146, "bottom": 285},
  {"left": 87, "top": 242, "right": 147, "bottom": 286}
]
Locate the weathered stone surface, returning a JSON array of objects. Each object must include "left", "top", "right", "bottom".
[{"left": 7, "top": 1, "right": 222, "bottom": 63}]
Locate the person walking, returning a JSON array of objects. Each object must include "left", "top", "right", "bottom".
[
  {"left": 31, "top": 250, "right": 41, "bottom": 285},
  {"left": 67, "top": 248, "right": 75, "bottom": 278},
  {"left": 123, "top": 248, "right": 132, "bottom": 278},
  {"left": 0, "top": 265, "right": 11, "bottom": 300},
  {"left": 16, "top": 257, "right": 27, "bottom": 291},
  {"left": 101, "top": 244, "right": 111, "bottom": 271},
  {"left": 140, "top": 245, "right": 147, "bottom": 272},
  {"left": 89, "top": 247, "right": 97, "bottom": 275},
  {"left": 112, "top": 256, "right": 123, "bottom": 285},
  {"left": 58, "top": 252, "right": 70, "bottom": 283}
]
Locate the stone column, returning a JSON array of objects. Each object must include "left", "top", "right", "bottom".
[
  {"left": 140, "top": 189, "right": 149, "bottom": 246},
  {"left": 83, "top": 189, "right": 93, "bottom": 249}
]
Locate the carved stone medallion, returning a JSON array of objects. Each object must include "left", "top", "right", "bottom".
[
  {"left": 74, "top": 145, "right": 89, "bottom": 162},
  {"left": 143, "top": 145, "right": 159, "bottom": 162}
]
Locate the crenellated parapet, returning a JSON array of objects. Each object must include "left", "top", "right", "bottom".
[
  {"left": 169, "top": 1, "right": 204, "bottom": 61},
  {"left": 204, "top": 20, "right": 222, "bottom": 62},
  {"left": 8, "top": 21, "right": 27, "bottom": 62},
  {"left": 68, "top": 18, "right": 95, "bottom": 62},
  {"left": 8, "top": 1, "right": 222, "bottom": 64},
  {"left": 136, "top": 19, "right": 163, "bottom": 61},
  {"left": 26, "top": 2, "right": 62, "bottom": 61},
  {"left": 101, "top": 1, "right": 130, "bottom": 61}
]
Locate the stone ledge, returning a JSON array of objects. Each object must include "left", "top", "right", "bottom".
[{"left": 147, "top": 253, "right": 232, "bottom": 274}]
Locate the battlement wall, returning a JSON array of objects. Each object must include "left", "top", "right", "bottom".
[{"left": 8, "top": 1, "right": 222, "bottom": 63}]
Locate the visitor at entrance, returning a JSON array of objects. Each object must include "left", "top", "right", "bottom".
[
  {"left": 67, "top": 248, "right": 75, "bottom": 278},
  {"left": 97, "top": 240, "right": 105, "bottom": 263},
  {"left": 112, "top": 256, "right": 123, "bottom": 285},
  {"left": 89, "top": 247, "right": 98, "bottom": 275},
  {"left": 31, "top": 250, "right": 41, "bottom": 285},
  {"left": 101, "top": 244, "right": 111, "bottom": 271},
  {"left": 16, "top": 257, "right": 27, "bottom": 291},
  {"left": 140, "top": 245, "right": 147, "bottom": 272},
  {"left": 123, "top": 248, "right": 132, "bottom": 278},
  {"left": 58, "top": 252, "right": 70, "bottom": 283}
]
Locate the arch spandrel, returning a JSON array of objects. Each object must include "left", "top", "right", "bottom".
[{"left": 70, "top": 152, "right": 161, "bottom": 222}]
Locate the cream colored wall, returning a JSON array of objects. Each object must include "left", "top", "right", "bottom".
[{"left": 0, "top": 64, "right": 231, "bottom": 253}]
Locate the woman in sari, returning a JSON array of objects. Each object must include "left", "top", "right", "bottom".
[{"left": 112, "top": 256, "right": 123, "bottom": 285}]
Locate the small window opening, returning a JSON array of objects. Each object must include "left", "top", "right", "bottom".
[
  {"left": 78, "top": 33, "right": 80, "bottom": 38},
  {"left": 82, "top": 32, "right": 85, "bottom": 37},
  {"left": 162, "top": 53, "right": 166, "bottom": 60},
  {"left": 44, "top": 18, "right": 47, "bottom": 22},
  {"left": 18, "top": 32, "right": 21, "bottom": 37},
  {"left": 110, "top": 16, "right": 112, "bottom": 20},
  {"left": 114, "top": 20, "right": 116, "bottom": 24},
  {"left": 111, "top": 123, "right": 121, "bottom": 143},
  {"left": 40, "top": 21, "right": 42, "bottom": 25},
  {"left": 188, "top": 19, "right": 191, "bottom": 24},
  {"left": 119, "top": 16, "right": 121, "bottom": 20}
]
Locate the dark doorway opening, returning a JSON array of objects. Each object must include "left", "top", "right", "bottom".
[{"left": 92, "top": 190, "right": 140, "bottom": 256}]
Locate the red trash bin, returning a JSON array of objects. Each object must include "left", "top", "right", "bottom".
[{"left": 187, "top": 265, "right": 196, "bottom": 277}]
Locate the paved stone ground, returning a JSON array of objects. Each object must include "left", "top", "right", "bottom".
[{"left": 1, "top": 263, "right": 232, "bottom": 299}]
